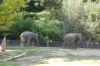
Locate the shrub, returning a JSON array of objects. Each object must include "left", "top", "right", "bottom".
[
  {"left": 62, "top": 0, "right": 100, "bottom": 41},
  {"left": 11, "top": 17, "right": 33, "bottom": 39}
]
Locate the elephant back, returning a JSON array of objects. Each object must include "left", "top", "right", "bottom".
[
  {"left": 20, "top": 31, "right": 33, "bottom": 37},
  {"left": 64, "top": 33, "right": 76, "bottom": 42},
  {"left": 20, "top": 31, "right": 38, "bottom": 40}
]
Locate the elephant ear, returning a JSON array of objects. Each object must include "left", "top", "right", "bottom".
[
  {"left": 75, "top": 34, "right": 82, "bottom": 43},
  {"left": 33, "top": 33, "right": 38, "bottom": 38}
]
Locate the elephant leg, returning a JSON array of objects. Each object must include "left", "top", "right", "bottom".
[
  {"left": 67, "top": 40, "right": 72, "bottom": 49},
  {"left": 20, "top": 37, "right": 25, "bottom": 47},
  {"left": 63, "top": 41, "right": 66, "bottom": 48},
  {"left": 71, "top": 38, "right": 76, "bottom": 49},
  {"left": 68, "top": 41, "right": 74, "bottom": 49},
  {"left": 68, "top": 43, "right": 73, "bottom": 49},
  {"left": 74, "top": 43, "right": 77, "bottom": 49},
  {"left": 72, "top": 43, "right": 75, "bottom": 49},
  {"left": 20, "top": 41, "right": 24, "bottom": 47},
  {"left": 30, "top": 39, "right": 34, "bottom": 46},
  {"left": 75, "top": 35, "right": 82, "bottom": 49},
  {"left": 75, "top": 38, "right": 78, "bottom": 49},
  {"left": 27, "top": 38, "right": 31, "bottom": 46},
  {"left": 36, "top": 38, "right": 39, "bottom": 47},
  {"left": 32, "top": 41, "right": 34, "bottom": 46},
  {"left": 72, "top": 41, "right": 77, "bottom": 49},
  {"left": 67, "top": 43, "right": 71, "bottom": 49}
]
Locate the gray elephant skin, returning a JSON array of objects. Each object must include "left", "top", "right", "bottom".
[
  {"left": 20, "top": 31, "right": 39, "bottom": 46},
  {"left": 63, "top": 33, "right": 82, "bottom": 49}
]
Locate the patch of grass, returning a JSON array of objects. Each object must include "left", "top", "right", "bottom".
[
  {"left": 3, "top": 46, "right": 100, "bottom": 66},
  {"left": 6, "top": 46, "right": 60, "bottom": 59},
  {"left": 64, "top": 54, "right": 100, "bottom": 61},
  {"left": 0, "top": 63, "right": 17, "bottom": 66},
  {"left": 17, "top": 47, "right": 60, "bottom": 56}
]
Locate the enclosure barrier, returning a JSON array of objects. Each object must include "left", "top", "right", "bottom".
[{"left": 0, "top": 39, "right": 99, "bottom": 49}]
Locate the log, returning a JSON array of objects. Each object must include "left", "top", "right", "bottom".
[{"left": 3, "top": 52, "right": 26, "bottom": 61}]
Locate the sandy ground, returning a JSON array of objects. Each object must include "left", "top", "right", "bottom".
[
  {"left": 55, "top": 49, "right": 100, "bottom": 56},
  {"left": 15, "top": 48, "right": 100, "bottom": 66},
  {"left": 6, "top": 48, "right": 100, "bottom": 66},
  {"left": 32, "top": 58, "right": 100, "bottom": 66}
]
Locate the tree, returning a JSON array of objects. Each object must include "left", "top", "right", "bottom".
[
  {"left": 11, "top": 17, "right": 33, "bottom": 39},
  {"left": 31, "top": 11, "right": 62, "bottom": 43},
  {"left": 25, "top": 0, "right": 45, "bottom": 12},
  {"left": 61, "top": 0, "right": 100, "bottom": 41},
  {"left": 0, "top": 0, "right": 26, "bottom": 38}
]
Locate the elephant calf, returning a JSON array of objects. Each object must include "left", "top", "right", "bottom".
[
  {"left": 63, "top": 33, "right": 82, "bottom": 49},
  {"left": 20, "top": 31, "right": 39, "bottom": 47}
]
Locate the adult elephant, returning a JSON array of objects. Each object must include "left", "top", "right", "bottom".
[
  {"left": 20, "top": 31, "right": 39, "bottom": 47},
  {"left": 63, "top": 33, "right": 82, "bottom": 49}
]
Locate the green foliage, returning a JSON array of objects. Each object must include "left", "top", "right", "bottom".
[
  {"left": 0, "top": 0, "right": 26, "bottom": 38},
  {"left": 24, "top": 10, "right": 62, "bottom": 42},
  {"left": 1, "top": 0, "right": 100, "bottom": 43},
  {"left": 34, "top": 18, "right": 62, "bottom": 40},
  {"left": 62, "top": 0, "right": 100, "bottom": 41},
  {"left": 24, "top": 0, "right": 62, "bottom": 19},
  {"left": 0, "top": 0, "right": 26, "bottom": 23},
  {"left": 25, "top": 0, "right": 45, "bottom": 12},
  {"left": 44, "top": 0, "right": 62, "bottom": 19},
  {"left": 11, "top": 13, "right": 62, "bottom": 42},
  {"left": 11, "top": 17, "right": 33, "bottom": 39}
]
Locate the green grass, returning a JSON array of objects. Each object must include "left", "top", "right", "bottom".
[
  {"left": 0, "top": 63, "right": 18, "bottom": 66},
  {"left": 64, "top": 54, "right": 100, "bottom": 61},
  {"left": 7, "top": 46, "right": 59, "bottom": 56},
  {"left": 0, "top": 46, "right": 100, "bottom": 66}
]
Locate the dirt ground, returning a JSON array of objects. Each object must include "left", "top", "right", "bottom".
[{"left": 4, "top": 47, "right": 100, "bottom": 66}]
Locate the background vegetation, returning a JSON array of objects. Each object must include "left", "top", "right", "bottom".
[{"left": 0, "top": 0, "right": 100, "bottom": 43}]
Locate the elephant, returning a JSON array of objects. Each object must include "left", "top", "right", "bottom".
[
  {"left": 20, "top": 31, "right": 39, "bottom": 47},
  {"left": 63, "top": 33, "right": 82, "bottom": 49}
]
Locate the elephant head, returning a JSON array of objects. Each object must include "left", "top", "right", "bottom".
[
  {"left": 20, "top": 31, "right": 39, "bottom": 47},
  {"left": 63, "top": 33, "right": 82, "bottom": 49}
]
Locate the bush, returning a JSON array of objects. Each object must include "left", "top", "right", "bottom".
[
  {"left": 11, "top": 15, "right": 62, "bottom": 44},
  {"left": 11, "top": 17, "right": 33, "bottom": 39},
  {"left": 62, "top": 0, "right": 100, "bottom": 41},
  {"left": 33, "top": 18, "right": 62, "bottom": 41}
]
